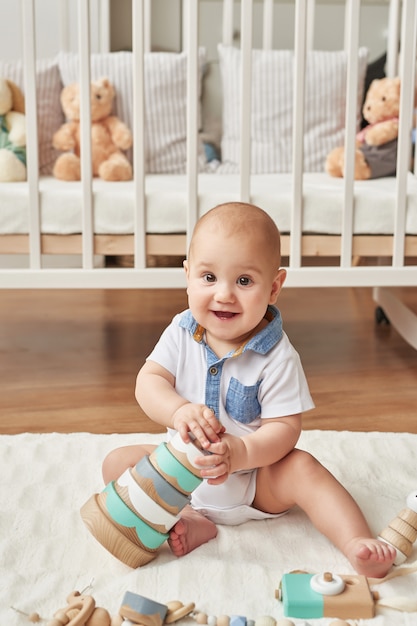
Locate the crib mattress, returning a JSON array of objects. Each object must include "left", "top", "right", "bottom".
[{"left": 1, "top": 173, "right": 417, "bottom": 236}]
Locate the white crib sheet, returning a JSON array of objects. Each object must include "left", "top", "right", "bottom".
[{"left": 1, "top": 173, "right": 417, "bottom": 236}]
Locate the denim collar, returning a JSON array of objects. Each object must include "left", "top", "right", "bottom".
[{"left": 179, "top": 305, "right": 283, "bottom": 357}]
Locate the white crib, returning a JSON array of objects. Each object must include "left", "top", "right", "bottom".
[{"left": 0, "top": 0, "right": 416, "bottom": 345}]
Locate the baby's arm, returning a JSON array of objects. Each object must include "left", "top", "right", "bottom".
[
  {"left": 197, "top": 415, "right": 301, "bottom": 484},
  {"left": 136, "top": 360, "right": 224, "bottom": 447}
]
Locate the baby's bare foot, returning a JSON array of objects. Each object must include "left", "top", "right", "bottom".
[
  {"left": 345, "top": 537, "right": 396, "bottom": 578},
  {"left": 168, "top": 506, "right": 217, "bottom": 557}
]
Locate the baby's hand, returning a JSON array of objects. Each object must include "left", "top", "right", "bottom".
[
  {"left": 172, "top": 403, "right": 225, "bottom": 449},
  {"left": 195, "top": 434, "right": 239, "bottom": 485}
]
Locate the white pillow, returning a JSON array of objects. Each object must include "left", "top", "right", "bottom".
[
  {"left": 217, "top": 44, "right": 369, "bottom": 173},
  {"left": 0, "top": 58, "right": 64, "bottom": 176},
  {"left": 57, "top": 50, "right": 207, "bottom": 174}
]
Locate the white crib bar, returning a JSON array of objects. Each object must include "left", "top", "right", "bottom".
[
  {"left": 78, "top": 0, "right": 94, "bottom": 270},
  {"left": 290, "top": 0, "right": 308, "bottom": 269},
  {"left": 262, "top": 0, "right": 274, "bottom": 50},
  {"left": 95, "top": 0, "right": 110, "bottom": 54},
  {"left": 144, "top": 0, "right": 151, "bottom": 54},
  {"left": 393, "top": 0, "right": 417, "bottom": 267},
  {"left": 306, "top": 0, "right": 315, "bottom": 51},
  {"left": 386, "top": 0, "right": 401, "bottom": 79},
  {"left": 223, "top": 0, "right": 234, "bottom": 47},
  {"left": 184, "top": 0, "right": 200, "bottom": 248},
  {"left": 340, "top": 0, "right": 361, "bottom": 268},
  {"left": 132, "top": 0, "right": 146, "bottom": 269},
  {"left": 239, "top": 0, "right": 254, "bottom": 203},
  {"left": 21, "top": 0, "right": 41, "bottom": 270}
]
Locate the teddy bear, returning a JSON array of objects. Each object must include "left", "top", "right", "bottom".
[
  {"left": 53, "top": 77, "right": 133, "bottom": 181},
  {"left": 325, "top": 77, "right": 401, "bottom": 180},
  {"left": 0, "top": 78, "right": 27, "bottom": 182}
]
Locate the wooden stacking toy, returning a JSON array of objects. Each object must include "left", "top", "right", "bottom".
[
  {"left": 378, "top": 489, "right": 417, "bottom": 565},
  {"left": 80, "top": 433, "right": 211, "bottom": 567}
]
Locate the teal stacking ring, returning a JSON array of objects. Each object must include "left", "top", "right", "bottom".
[
  {"left": 152, "top": 443, "right": 203, "bottom": 492},
  {"left": 103, "top": 481, "right": 169, "bottom": 549}
]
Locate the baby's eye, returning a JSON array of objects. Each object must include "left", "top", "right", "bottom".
[
  {"left": 203, "top": 273, "right": 216, "bottom": 283},
  {"left": 237, "top": 276, "right": 252, "bottom": 286}
]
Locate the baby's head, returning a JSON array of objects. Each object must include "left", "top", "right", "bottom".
[
  {"left": 184, "top": 203, "right": 286, "bottom": 346},
  {"left": 188, "top": 202, "right": 282, "bottom": 276}
]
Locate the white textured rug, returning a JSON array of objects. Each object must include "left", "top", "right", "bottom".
[{"left": 1, "top": 430, "right": 417, "bottom": 626}]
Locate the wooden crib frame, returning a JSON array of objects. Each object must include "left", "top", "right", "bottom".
[{"left": 0, "top": 0, "right": 416, "bottom": 347}]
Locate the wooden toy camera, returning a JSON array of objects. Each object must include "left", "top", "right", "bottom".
[{"left": 277, "top": 571, "right": 377, "bottom": 620}]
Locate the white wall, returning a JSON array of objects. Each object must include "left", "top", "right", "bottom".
[
  {"left": 109, "top": 0, "right": 390, "bottom": 62},
  {"left": 198, "top": 1, "right": 389, "bottom": 61},
  {"left": 0, "top": 0, "right": 105, "bottom": 60},
  {"left": 110, "top": 0, "right": 182, "bottom": 52},
  {"left": 0, "top": 1, "right": 390, "bottom": 62}
]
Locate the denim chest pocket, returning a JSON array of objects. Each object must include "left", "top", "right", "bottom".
[{"left": 225, "top": 377, "right": 262, "bottom": 424}]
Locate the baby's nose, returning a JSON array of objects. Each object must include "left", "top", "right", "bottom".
[{"left": 214, "top": 282, "right": 235, "bottom": 302}]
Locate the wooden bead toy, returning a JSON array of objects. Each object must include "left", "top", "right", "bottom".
[
  {"left": 190, "top": 614, "right": 302, "bottom": 626},
  {"left": 277, "top": 571, "right": 375, "bottom": 620},
  {"left": 46, "top": 591, "right": 110, "bottom": 626},
  {"left": 115, "top": 593, "right": 302, "bottom": 626},
  {"left": 378, "top": 489, "right": 417, "bottom": 565},
  {"left": 80, "top": 433, "right": 211, "bottom": 568},
  {"left": 165, "top": 601, "right": 196, "bottom": 623},
  {"left": 11, "top": 607, "right": 42, "bottom": 622}
]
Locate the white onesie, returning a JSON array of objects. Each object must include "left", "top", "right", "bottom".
[{"left": 146, "top": 305, "right": 315, "bottom": 525}]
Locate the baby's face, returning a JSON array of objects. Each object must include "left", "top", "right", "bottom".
[{"left": 184, "top": 227, "right": 284, "bottom": 350}]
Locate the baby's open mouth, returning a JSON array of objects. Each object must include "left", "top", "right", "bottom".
[{"left": 213, "top": 311, "right": 236, "bottom": 319}]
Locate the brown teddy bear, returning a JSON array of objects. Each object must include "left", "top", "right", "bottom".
[
  {"left": 325, "top": 77, "right": 401, "bottom": 180},
  {"left": 53, "top": 77, "right": 133, "bottom": 181}
]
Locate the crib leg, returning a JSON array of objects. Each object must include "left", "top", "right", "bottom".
[
  {"left": 373, "top": 287, "right": 417, "bottom": 350},
  {"left": 375, "top": 305, "right": 390, "bottom": 325}
]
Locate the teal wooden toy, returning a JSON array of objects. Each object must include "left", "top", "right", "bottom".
[{"left": 277, "top": 571, "right": 375, "bottom": 620}]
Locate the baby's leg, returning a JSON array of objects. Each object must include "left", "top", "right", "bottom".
[
  {"left": 254, "top": 449, "right": 396, "bottom": 578},
  {"left": 102, "top": 443, "right": 156, "bottom": 483},
  {"left": 168, "top": 506, "right": 218, "bottom": 557}
]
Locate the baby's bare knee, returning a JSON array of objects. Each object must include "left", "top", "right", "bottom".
[
  {"left": 286, "top": 448, "right": 323, "bottom": 477},
  {"left": 102, "top": 447, "right": 125, "bottom": 483},
  {"left": 102, "top": 443, "right": 152, "bottom": 484}
]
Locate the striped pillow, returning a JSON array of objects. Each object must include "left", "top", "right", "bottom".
[
  {"left": 0, "top": 58, "right": 64, "bottom": 175},
  {"left": 217, "top": 45, "right": 369, "bottom": 173},
  {"left": 57, "top": 50, "right": 207, "bottom": 174}
]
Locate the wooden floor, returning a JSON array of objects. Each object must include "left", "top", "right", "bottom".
[{"left": 1, "top": 286, "right": 416, "bottom": 435}]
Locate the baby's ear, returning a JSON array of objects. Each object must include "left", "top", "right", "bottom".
[{"left": 270, "top": 268, "right": 287, "bottom": 303}]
